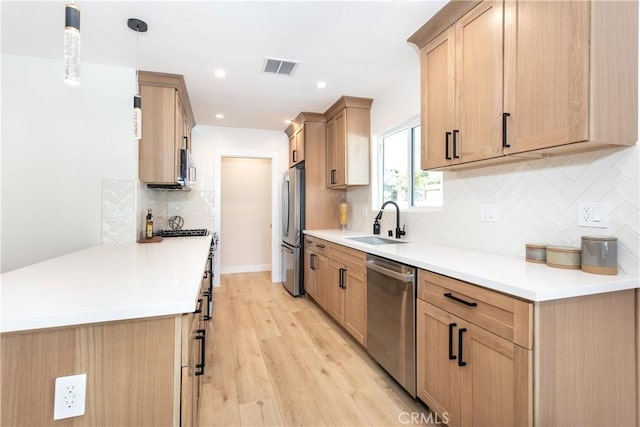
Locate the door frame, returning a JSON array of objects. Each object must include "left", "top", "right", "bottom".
[{"left": 214, "top": 152, "right": 281, "bottom": 286}]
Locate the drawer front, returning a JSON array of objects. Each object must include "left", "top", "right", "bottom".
[
  {"left": 417, "top": 270, "right": 532, "bottom": 349},
  {"left": 305, "top": 235, "right": 328, "bottom": 256},
  {"left": 329, "top": 243, "right": 366, "bottom": 272}
]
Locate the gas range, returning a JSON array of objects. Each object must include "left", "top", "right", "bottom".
[{"left": 156, "top": 229, "right": 210, "bottom": 238}]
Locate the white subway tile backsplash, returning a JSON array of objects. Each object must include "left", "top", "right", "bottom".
[
  {"left": 101, "top": 179, "right": 136, "bottom": 244},
  {"left": 349, "top": 144, "right": 639, "bottom": 274}
]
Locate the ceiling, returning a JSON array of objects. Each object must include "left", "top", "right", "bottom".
[{"left": 1, "top": 1, "right": 446, "bottom": 131}]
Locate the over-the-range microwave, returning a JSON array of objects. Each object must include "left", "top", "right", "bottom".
[{"left": 147, "top": 148, "right": 196, "bottom": 190}]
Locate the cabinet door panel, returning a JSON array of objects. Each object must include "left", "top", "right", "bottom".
[
  {"left": 459, "top": 323, "right": 532, "bottom": 427},
  {"left": 344, "top": 269, "right": 366, "bottom": 346},
  {"left": 417, "top": 300, "right": 460, "bottom": 427},
  {"left": 334, "top": 111, "right": 347, "bottom": 186},
  {"left": 139, "top": 85, "right": 177, "bottom": 183},
  {"left": 304, "top": 249, "right": 316, "bottom": 298},
  {"left": 295, "top": 128, "right": 305, "bottom": 164},
  {"left": 503, "top": 0, "right": 589, "bottom": 153},
  {"left": 327, "top": 260, "right": 345, "bottom": 323},
  {"left": 422, "top": 28, "right": 455, "bottom": 170},
  {"left": 314, "top": 254, "right": 328, "bottom": 309},
  {"left": 326, "top": 118, "right": 338, "bottom": 187},
  {"left": 456, "top": 1, "right": 503, "bottom": 163}
]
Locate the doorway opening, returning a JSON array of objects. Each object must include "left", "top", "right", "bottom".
[{"left": 220, "top": 157, "right": 272, "bottom": 274}]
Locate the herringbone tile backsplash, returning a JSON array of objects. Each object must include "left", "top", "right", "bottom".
[{"left": 350, "top": 144, "right": 639, "bottom": 275}]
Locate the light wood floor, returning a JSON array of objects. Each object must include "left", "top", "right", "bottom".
[{"left": 198, "top": 272, "right": 434, "bottom": 427}]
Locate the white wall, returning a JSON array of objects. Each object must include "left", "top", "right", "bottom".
[
  {"left": 348, "top": 48, "right": 640, "bottom": 276},
  {"left": 220, "top": 157, "right": 272, "bottom": 273},
  {"left": 190, "top": 125, "right": 288, "bottom": 285},
  {"left": 1, "top": 55, "right": 136, "bottom": 272}
]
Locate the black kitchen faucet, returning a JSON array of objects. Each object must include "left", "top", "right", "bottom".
[{"left": 373, "top": 201, "right": 406, "bottom": 238}]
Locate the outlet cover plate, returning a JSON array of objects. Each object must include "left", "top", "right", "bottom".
[
  {"left": 53, "top": 373, "right": 87, "bottom": 420},
  {"left": 578, "top": 202, "right": 607, "bottom": 228},
  {"left": 480, "top": 204, "right": 499, "bottom": 222}
]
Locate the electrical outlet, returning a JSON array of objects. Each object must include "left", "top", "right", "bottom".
[
  {"left": 578, "top": 202, "right": 607, "bottom": 228},
  {"left": 53, "top": 374, "right": 87, "bottom": 420}
]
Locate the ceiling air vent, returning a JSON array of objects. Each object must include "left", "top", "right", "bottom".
[{"left": 263, "top": 58, "right": 299, "bottom": 76}]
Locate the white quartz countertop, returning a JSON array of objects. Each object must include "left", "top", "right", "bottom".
[
  {"left": 0, "top": 236, "right": 212, "bottom": 333},
  {"left": 304, "top": 229, "right": 639, "bottom": 302}
]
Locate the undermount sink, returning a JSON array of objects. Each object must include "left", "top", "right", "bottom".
[{"left": 347, "top": 236, "right": 407, "bottom": 245}]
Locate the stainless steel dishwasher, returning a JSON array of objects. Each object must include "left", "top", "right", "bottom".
[{"left": 366, "top": 254, "right": 416, "bottom": 397}]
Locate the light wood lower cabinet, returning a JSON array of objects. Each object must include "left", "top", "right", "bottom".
[
  {"left": 1, "top": 282, "right": 210, "bottom": 426},
  {"left": 304, "top": 236, "right": 328, "bottom": 310},
  {"left": 417, "top": 269, "right": 637, "bottom": 426},
  {"left": 303, "top": 236, "right": 367, "bottom": 347},
  {"left": 417, "top": 300, "right": 530, "bottom": 427}
]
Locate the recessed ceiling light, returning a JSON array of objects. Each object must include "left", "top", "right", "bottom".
[
  {"left": 216, "top": 114, "right": 224, "bottom": 119},
  {"left": 284, "top": 119, "right": 292, "bottom": 125},
  {"left": 214, "top": 69, "right": 226, "bottom": 78},
  {"left": 316, "top": 81, "right": 327, "bottom": 89}
]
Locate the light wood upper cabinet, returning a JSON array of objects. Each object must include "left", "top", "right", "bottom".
[
  {"left": 324, "top": 96, "right": 373, "bottom": 188},
  {"left": 288, "top": 127, "right": 305, "bottom": 167},
  {"left": 422, "top": 29, "right": 455, "bottom": 169},
  {"left": 285, "top": 112, "right": 344, "bottom": 229},
  {"left": 503, "top": 1, "right": 589, "bottom": 154},
  {"left": 422, "top": 1, "right": 503, "bottom": 170},
  {"left": 410, "top": 0, "right": 638, "bottom": 171},
  {"left": 138, "top": 71, "right": 195, "bottom": 185}
]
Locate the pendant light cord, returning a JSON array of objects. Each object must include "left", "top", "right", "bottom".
[{"left": 136, "top": 26, "right": 140, "bottom": 91}]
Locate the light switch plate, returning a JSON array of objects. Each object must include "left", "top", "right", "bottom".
[
  {"left": 578, "top": 202, "right": 607, "bottom": 228},
  {"left": 480, "top": 204, "right": 499, "bottom": 222}
]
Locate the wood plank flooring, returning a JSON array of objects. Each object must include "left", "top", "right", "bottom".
[{"left": 199, "top": 272, "right": 435, "bottom": 426}]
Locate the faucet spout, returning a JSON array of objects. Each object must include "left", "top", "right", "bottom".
[{"left": 374, "top": 201, "right": 406, "bottom": 239}]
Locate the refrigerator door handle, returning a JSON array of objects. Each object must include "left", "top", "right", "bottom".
[
  {"left": 282, "top": 175, "right": 290, "bottom": 238},
  {"left": 281, "top": 243, "right": 294, "bottom": 254}
]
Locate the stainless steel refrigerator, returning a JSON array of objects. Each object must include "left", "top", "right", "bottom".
[{"left": 281, "top": 164, "right": 304, "bottom": 296}]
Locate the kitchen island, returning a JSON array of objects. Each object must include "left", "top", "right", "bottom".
[{"left": 1, "top": 236, "right": 212, "bottom": 426}]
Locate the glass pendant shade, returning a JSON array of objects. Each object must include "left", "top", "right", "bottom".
[
  {"left": 133, "top": 95, "right": 142, "bottom": 140},
  {"left": 64, "top": 4, "right": 80, "bottom": 86}
]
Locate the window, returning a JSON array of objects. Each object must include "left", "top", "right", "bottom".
[{"left": 378, "top": 121, "right": 443, "bottom": 208}]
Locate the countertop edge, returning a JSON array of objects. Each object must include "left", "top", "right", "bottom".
[
  {"left": 1, "top": 236, "right": 212, "bottom": 334},
  {"left": 304, "top": 229, "right": 640, "bottom": 302}
]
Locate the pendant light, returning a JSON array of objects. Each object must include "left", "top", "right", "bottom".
[
  {"left": 64, "top": 3, "right": 80, "bottom": 85},
  {"left": 128, "top": 18, "right": 147, "bottom": 140}
]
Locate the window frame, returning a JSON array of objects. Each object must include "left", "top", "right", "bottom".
[{"left": 374, "top": 117, "right": 443, "bottom": 211}]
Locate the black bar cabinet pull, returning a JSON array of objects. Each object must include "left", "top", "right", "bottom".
[
  {"left": 316, "top": 244, "right": 326, "bottom": 249},
  {"left": 448, "top": 322, "right": 457, "bottom": 360},
  {"left": 330, "top": 169, "right": 337, "bottom": 185},
  {"left": 445, "top": 132, "right": 452, "bottom": 160},
  {"left": 203, "top": 291, "right": 212, "bottom": 321},
  {"left": 502, "top": 112, "right": 511, "bottom": 148},
  {"left": 339, "top": 268, "right": 346, "bottom": 288},
  {"left": 183, "top": 136, "right": 188, "bottom": 148},
  {"left": 292, "top": 149, "right": 297, "bottom": 162},
  {"left": 194, "top": 298, "right": 202, "bottom": 314},
  {"left": 444, "top": 292, "right": 478, "bottom": 307},
  {"left": 310, "top": 253, "right": 316, "bottom": 270},
  {"left": 458, "top": 328, "right": 467, "bottom": 367},
  {"left": 453, "top": 129, "right": 460, "bottom": 159},
  {"left": 195, "top": 329, "right": 206, "bottom": 376}
]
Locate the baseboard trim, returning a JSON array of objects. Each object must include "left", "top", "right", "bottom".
[{"left": 220, "top": 264, "right": 271, "bottom": 274}]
